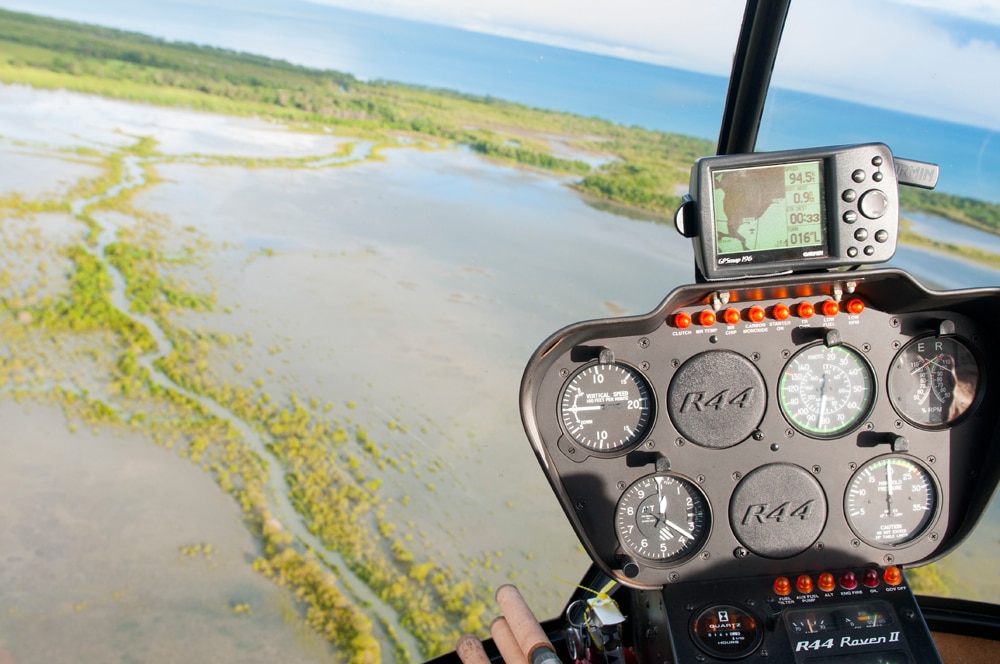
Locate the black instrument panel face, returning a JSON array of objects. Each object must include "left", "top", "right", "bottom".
[{"left": 519, "top": 270, "right": 1000, "bottom": 588}]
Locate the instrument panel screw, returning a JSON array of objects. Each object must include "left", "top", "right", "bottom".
[
  {"left": 780, "top": 349, "right": 791, "bottom": 359},
  {"left": 903, "top": 609, "right": 916, "bottom": 620},
  {"left": 734, "top": 547, "right": 749, "bottom": 559},
  {"left": 862, "top": 343, "right": 871, "bottom": 352},
  {"left": 685, "top": 603, "right": 695, "bottom": 611},
  {"left": 929, "top": 532, "right": 939, "bottom": 542},
  {"left": 784, "top": 428, "right": 794, "bottom": 438},
  {"left": 973, "top": 334, "right": 981, "bottom": 343},
  {"left": 675, "top": 437, "right": 685, "bottom": 447},
  {"left": 638, "top": 337, "right": 650, "bottom": 349},
  {"left": 884, "top": 554, "right": 895, "bottom": 565},
  {"left": 668, "top": 572, "right": 680, "bottom": 583},
  {"left": 559, "top": 368, "right": 569, "bottom": 377},
  {"left": 848, "top": 462, "right": 857, "bottom": 470},
  {"left": 575, "top": 500, "right": 587, "bottom": 510},
  {"left": 865, "top": 422, "right": 874, "bottom": 431},
  {"left": 646, "top": 440, "right": 656, "bottom": 449},
  {"left": 927, "top": 455, "right": 936, "bottom": 464},
  {"left": 760, "top": 649, "right": 769, "bottom": 658},
  {"left": 670, "top": 359, "right": 680, "bottom": 368},
  {"left": 616, "top": 481, "right": 626, "bottom": 491},
  {"left": 894, "top": 420, "right": 903, "bottom": 429},
  {"left": 811, "top": 465, "right": 821, "bottom": 474},
  {"left": 700, "top": 551, "right": 710, "bottom": 561},
  {"left": 890, "top": 317, "right": 900, "bottom": 328},
  {"left": 640, "top": 361, "right": 650, "bottom": 370},
  {"left": 750, "top": 352, "right": 761, "bottom": 361},
  {"left": 891, "top": 341, "right": 901, "bottom": 350},
  {"left": 696, "top": 474, "right": 706, "bottom": 483},
  {"left": 732, "top": 471, "right": 742, "bottom": 481},
  {"left": 815, "top": 541, "right": 824, "bottom": 550},
  {"left": 851, "top": 539, "right": 861, "bottom": 548},
  {"left": 752, "top": 430, "right": 764, "bottom": 441}
]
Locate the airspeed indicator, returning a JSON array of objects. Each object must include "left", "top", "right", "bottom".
[{"left": 559, "top": 362, "right": 653, "bottom": 453}]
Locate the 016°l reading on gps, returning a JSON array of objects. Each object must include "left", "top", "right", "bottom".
[{"left": 711, "top": 159, "right": 827, "bottom": 266}]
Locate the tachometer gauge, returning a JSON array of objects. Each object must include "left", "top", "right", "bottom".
[
  {"left": 614, "top": 473, "right": 710, "bottom": 564},
  {"left": 845, "top": 456, "right": 938, "bottom": 548},
  {"left": 559, "top": 362, "right": 653, "bottom": 453},
  {"left": 778, "top": 343, "right": 875, "bottom": 438},
  {"left": 888, "top": 335, "right": 981, "bottom": 428}
]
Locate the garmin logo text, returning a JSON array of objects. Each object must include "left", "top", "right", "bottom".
[
  {"left": 895, "top": 161, "right": 937, "bottom": 187},
  {"left": 802, "top": 250, "right": 823, "bottom": 257}
]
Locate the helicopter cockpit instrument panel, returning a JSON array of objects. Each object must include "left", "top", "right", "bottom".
[{"left": 518, "top": 144, "right": 999, "bottom": 663}]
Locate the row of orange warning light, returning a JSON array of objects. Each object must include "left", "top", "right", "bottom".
[
  {"left": 674, "top": 299, "right": 867, "bottom": 328},
  {"left": 774, "top": 567, "right": 903, "bottom": 596}
]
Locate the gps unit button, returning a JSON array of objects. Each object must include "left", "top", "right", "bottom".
[
  {"left": 859, "top": 189, "right": 889, "bottom": 219},
  {"left": 854, "top": 228, "right": 869, "bottom": 242},
  {"left": 843, "top": 210, "right": 858, "bottom": 223},
  {"left": 842, "top": 189, "right": 857, "bottom": 203}
]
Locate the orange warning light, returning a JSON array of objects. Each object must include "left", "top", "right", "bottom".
[
  {"left": 773, "top": 577, "right": 791, "bottom": 596},
  {"left": 748, "top": 306, "right": 766, "bottom": 323},
  {"left": 797, "top": 302, "right": 815, "bottom": 318},
  {"left": 846, "top": 298, "right": 865, "bottom": 315},
  {"left": 884, "top": 567, "right": 902, "bottom": 587},
  {"left": 698, "top": 310, "right": 716, "bottom": 327},
  {"left": 773, "top": 303, "right": 791, "bottom": 321},
  {"left": 821, "top": 300, "right": 840, "bottom": 317},
  {"left": 796, "top": 575, "right": 814, "bottom": 594},
  {"left": 723, "top": 308, "right": 741, "bottom": 325},
  {"left": 818, "top": 572, "right": 836, "bottom": 593}
]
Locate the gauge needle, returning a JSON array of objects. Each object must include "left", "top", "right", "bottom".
[
  {"left": 657, "top": 478, "right": 668, "bottom": 517},
  {"left": 817, "top": 373, "right": 828, "bottom": 425},
  {"left": 885, "top": 460, "right": 895, "bottom": 515},
  {"left": 910, "top": 354, "right": 941, "bottom": 375},
  {"left": 663, "top": 519, "right": 694, "bottom": 540}
]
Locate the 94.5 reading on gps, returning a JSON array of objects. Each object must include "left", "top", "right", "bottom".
[{"left": 559, "top": 361, "right": 653, "bottom": 454}]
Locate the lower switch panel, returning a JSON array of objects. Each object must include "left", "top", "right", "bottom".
[{"left": 630, "top": 568, "right": 941, "bottom": 664}]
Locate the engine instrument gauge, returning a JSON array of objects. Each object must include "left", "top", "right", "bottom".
[
  {"left": 845, "top": 456, "right": 938, "bottom": 547},
  {"left": 778, "top": 343, "right": 875, "bottom": 438},
  {"left": 559, "top": 362, "right": 653, "bottom": 453},
  {"left": 615, "top": 473, "right": 710, "bottom": 564},
  {"left": 888, "top": 335, "right": 981, "bottom": 428}
]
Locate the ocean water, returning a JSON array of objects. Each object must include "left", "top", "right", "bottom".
[{"left": 2, "top": 0, "right": 997, "bottom": 202}]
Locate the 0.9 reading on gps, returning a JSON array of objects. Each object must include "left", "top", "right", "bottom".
[{"left": 712, "top": 160, "right": 826, "bottom": 264}]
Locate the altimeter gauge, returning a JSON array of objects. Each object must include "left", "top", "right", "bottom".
[
  {"left": 559, "top": 362, "right": 654, "bottom": 453},
  {"left": 614, "top": 473, "right": 710, "bottom": 563}
]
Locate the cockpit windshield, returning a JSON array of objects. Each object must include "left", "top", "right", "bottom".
[{"left": 0, "top": 1, "right": 997, "bottom": 663}]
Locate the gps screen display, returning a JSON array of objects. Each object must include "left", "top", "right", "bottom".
[{"left": 710, "top": 160, "right": 827, "bottom": 268}]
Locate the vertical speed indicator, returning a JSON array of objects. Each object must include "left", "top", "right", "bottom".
[{"left": 559, "top": 362, "right": 654, "bottom": 453}]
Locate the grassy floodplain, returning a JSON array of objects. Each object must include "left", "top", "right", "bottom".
[{"left": 0, "top": 7, "right": 998, "bottom": 663}]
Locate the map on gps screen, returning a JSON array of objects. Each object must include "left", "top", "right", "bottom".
[{"left": 712, "top": 161, "right": 824, "bottom": 256}]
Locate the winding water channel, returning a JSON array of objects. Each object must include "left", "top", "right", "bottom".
[{"left": 77, "top": 153, "right": 424, "bottom": 663}]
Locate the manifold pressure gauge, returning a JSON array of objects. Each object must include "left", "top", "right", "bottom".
[
  {"left": 615, "top": 473, "right": 710, "bottom": 564},
  {"left": 845, "top": 456, "right": 938, "bottom": 547},
  {"left": 559, "top": 362, "right": 654, "bottom": 453}
]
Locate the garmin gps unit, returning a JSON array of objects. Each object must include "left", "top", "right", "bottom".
[{"left": 675, "top": 143, "right": 906, "bottom": 280}]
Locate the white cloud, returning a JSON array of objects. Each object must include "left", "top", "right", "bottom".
[
  {"left": 305, "top": 0, "right": 1000, "bottom": 130},
  {"left": 775, "top": 0, "right": 1000, "bottom": 130}
]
